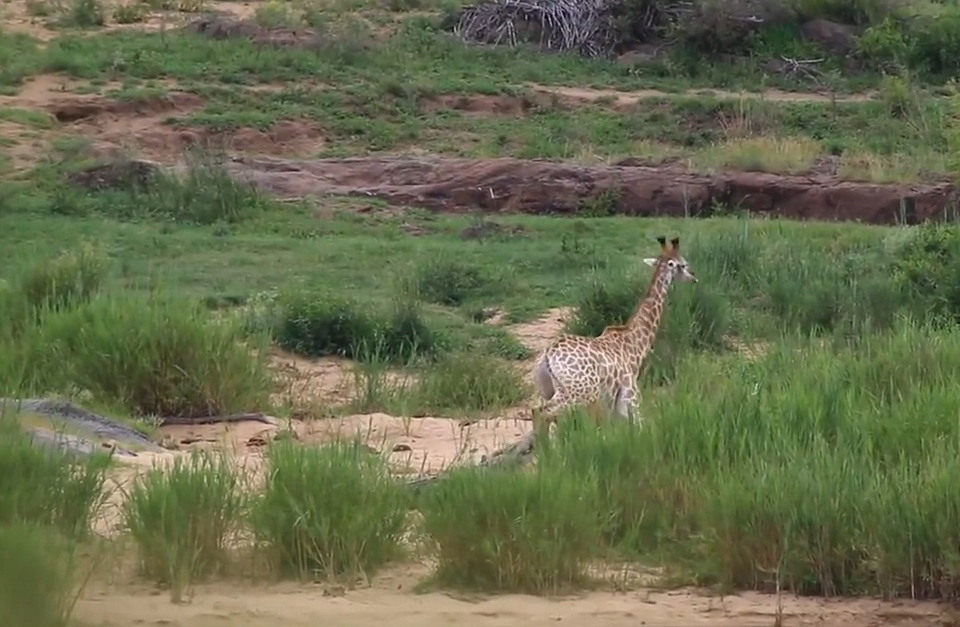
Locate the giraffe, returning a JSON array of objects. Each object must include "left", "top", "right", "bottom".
[{"left": 532, "top": 235, "right": 697, "bottom": 423}]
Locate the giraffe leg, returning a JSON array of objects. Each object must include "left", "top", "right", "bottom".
[{"left": 616, "top": 381, "right": 640, "bottom": 422}]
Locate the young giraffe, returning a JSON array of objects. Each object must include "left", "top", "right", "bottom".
[{"left": 533, "top": 235, "right": 697, "bottom": 422}]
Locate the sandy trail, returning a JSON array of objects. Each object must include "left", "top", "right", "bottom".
[{"left": 74, "top": 575, "right": 947, "bottom": 627}]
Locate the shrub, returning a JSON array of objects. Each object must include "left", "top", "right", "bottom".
[
  {"left": 419, "top": 464, "right": 601, "bottom": 593},
  {"left": 41, "top": 291, "right": 272, "bottom": 418},
  {"left": 0, "top": 523, "right": 88, "bottom": 627},
  {"left": 408, "top": 254, "right": 491, "bottom": 307},
  {"left": 0, "top": 415, "right": 109, "bottom": 539},
  {"left": 412, "top": 352, "right": 527, "bottom": 413},
  {"left": 275, "top": 290, "right": 442, "bottom": 362},
  {"left": 124, "top": 452, "right": 246, "bottom": 602},
  {"left": 275, "top": 290, "right": 378, "bottom": 359},
  {"left": 252, "top": 440, "right": 408, "bottom": 579}
]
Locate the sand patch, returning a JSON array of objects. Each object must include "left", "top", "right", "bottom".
[{"left": 506, "top": 307, "right": 574, "bottom": 354}]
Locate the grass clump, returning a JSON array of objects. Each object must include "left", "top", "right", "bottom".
[
  {"left": 41, "top": 291, "right": 271, "bottom": 418},
  {"left": 419, "top": 464, "right": 601, "bottom": 594},
  {"left": 408, "top": 254, "right": 494, "bottom": 307},
  {"left": 252, "top": 440, "right": 408, "bottom": 580},
  {"left": 124, "top": 452, "right": 246, "bottom": 602},
  {"left": 16, "top": 242, "right": 107, "bottom": 317},
  {"left": 412, "top": 352, "right": 527, "bottom": 413},
  {"left": 80, "top": 151, "right": 273, "bottom": 225},
  {"left": 275, "top": 289, "right": 443, "bottom": 362},
  {"left": 0, "top": 415, "right": 109, "bottom": 539},
  {"left": 0, "top": 523, "right": 89, "bottom": 627}
]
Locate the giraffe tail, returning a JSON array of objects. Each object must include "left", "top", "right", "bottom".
[{"left": 533, "top": 355, "right": 556, "bottom": 400}]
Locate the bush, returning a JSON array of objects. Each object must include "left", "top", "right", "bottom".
[
  {"left": 0, "top": 523, "right": 88, "bottom": 627},
  {"left": 275, "top": 290, "right": 443, "bottom": 362},
  {"left": 0, "top": 415, "right": 109, "bottom": 539},
  {"left": 252, "top": 440, "right": 408, "bottom": 580},
  {"left": 419, "top": 464, "right": 602, "bottom": 593},
  {"left": 124, "top": 452, "right": 246, "bottom": 602},
  {"left": 412, "top": 352, "right": 527, "bottom": 412},
  {"left": 409, "top": 255, "right": 492, "bottom": 307},
  {"left": 41, "top": 291, "right": 272, "bottom": 418}
]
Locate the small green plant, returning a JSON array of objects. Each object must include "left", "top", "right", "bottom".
[
  {"left": 252, "top": 440, "right": 408, "bottom": 580},
  {"left": 0, "top": 523, "right": 90, "bottom": 627},
  {"left": 124, "top": 451, "right": 246, "bottom": 602},
  {"left": 419, "top": 464, "right": 602, "bottom": 593},
  {"left": 113, "top": 3, "right": 149, "bottom": 23}
]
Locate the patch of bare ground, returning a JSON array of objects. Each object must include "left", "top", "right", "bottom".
[
  {"left": 525, "top": 83, "right": 880, "bottom": 107},
  {"left": 503, "top": 307, "right": 573, "bottom": 355},
  {"left": 0, "top": 78, "right": 329, "bottom": 168},
  {"left": 0, "top": 0, "right": 259, "bottom": 41},
  {"left": 72, "top": 568, "right": 951, "bottom": 627},
  {"left": 267, "top": 348, "right": 410, "bottom": 413},
  {"left": 229, "top": 154, "right": 956, "bottom": 226}
]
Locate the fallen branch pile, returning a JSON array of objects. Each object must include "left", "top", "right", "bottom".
[{"left": 453, "top": 0, "right": 618, "bottom": 58}]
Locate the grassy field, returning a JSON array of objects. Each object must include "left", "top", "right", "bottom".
[{"left": 3, "top": 0, "right": 960, "bottom": 623}]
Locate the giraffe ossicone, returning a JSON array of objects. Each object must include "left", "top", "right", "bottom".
[{"left": 532, "top": 234, "right": 697, "bottom": 423}]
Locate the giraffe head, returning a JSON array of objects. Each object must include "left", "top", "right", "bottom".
[{"left": 643, "top": 236, "right": 697, "bottom": 284}]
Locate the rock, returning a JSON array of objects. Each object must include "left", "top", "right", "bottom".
[{"left": 227, "top": 155, "right": 956, "bottom": 226}]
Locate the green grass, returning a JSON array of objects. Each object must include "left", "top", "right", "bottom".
[
  {"left": 418, "top": 462, "right": 602, "bottom": 593},
  {"left": 0, "top": 413, "right": 110, "bottom": 539},
  {"left": 8, "top": 0, "right": 960, "bottom": 606},
  {"left": 123, "top": 451, "right": 247, "bottom": 602},
  {"left": 251, "top": 440, "right": 409, "bottom": 580},
  {"left": 0, "top": 523, "right": 90, "bottom": 627}
]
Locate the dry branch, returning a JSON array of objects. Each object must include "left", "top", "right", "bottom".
[
  {"left": 159, "top": 412, "right": 276, "bottom": 426},
  {"left": 453, "top": 0, "right": 619, "bottom": 58}
]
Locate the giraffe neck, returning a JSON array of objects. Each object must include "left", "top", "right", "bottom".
[{"left": 623, "top": 264, "right": 672, "bottom": 366}]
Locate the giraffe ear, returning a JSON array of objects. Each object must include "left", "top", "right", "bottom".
[{"left": 643, "top": 257, "right": 658, "bottom": 267}]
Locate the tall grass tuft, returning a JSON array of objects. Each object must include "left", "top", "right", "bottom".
[
  {"left": 252, "top": 440, "right": 408, "bottom": 580},
  {"left": 123, "top": 451, "right": 247, "bottom": 602},
  {"left": 419, "top": 464, "right": 602, "bottom": 593},
  {"left": 0, "top": 414, "right": 109, "bottom": 539},
  {"left": 88, "top": 149, "right": 272, "bottom": 225},
  {"left": 0, "top": 523, "right": 90, "bottom": 627},
  {"left": 412, "top": 352, "right": 527, "bottom": 413},
  {"left": 40, "top": 291, "right": 271, "bottom": 418}
]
